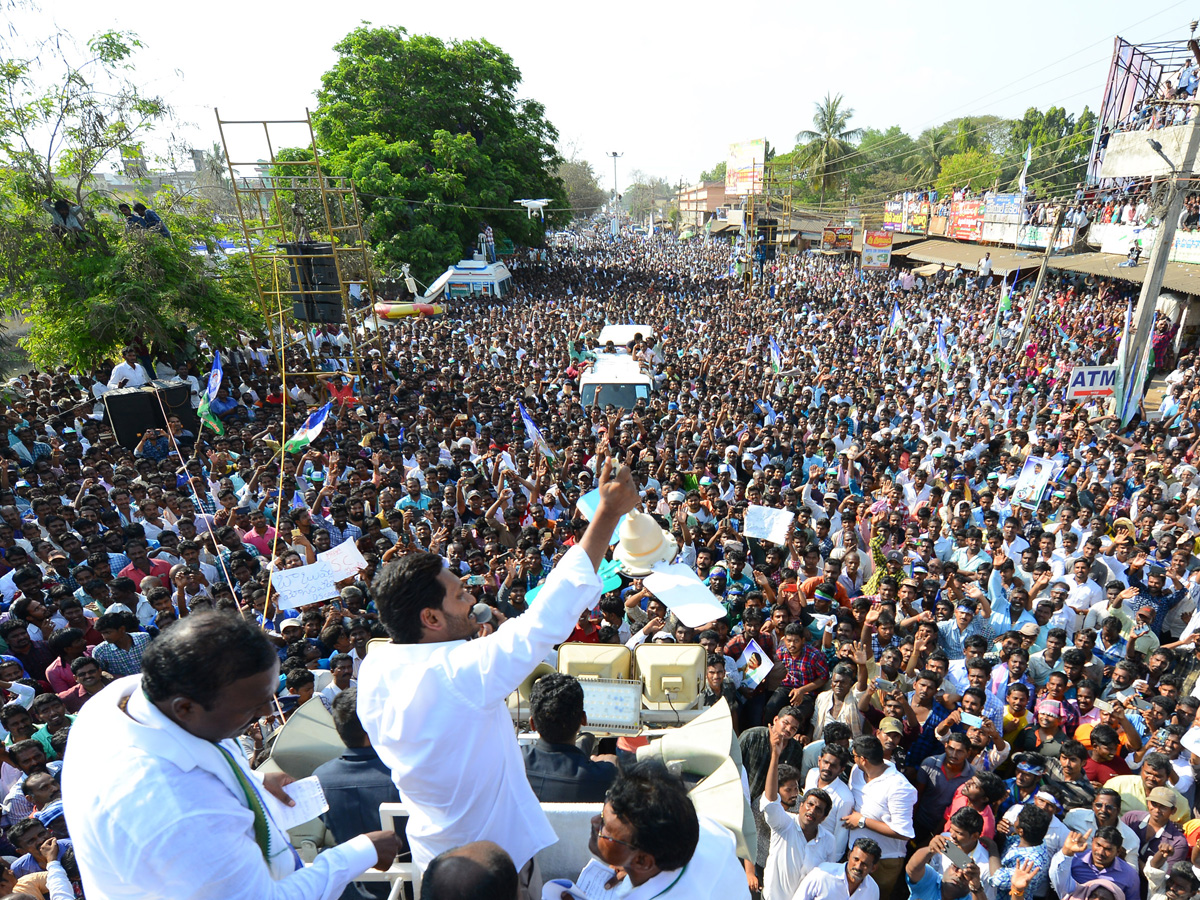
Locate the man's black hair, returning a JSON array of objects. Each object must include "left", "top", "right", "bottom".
[
  {"left": 372, "top": 552, "right": 447, "bottom": 644},
  {"left": 528, "top": 672, "right": 585, "bottom": 744},
  {"left": 330, "top": 688, "right": 368, "bottom": 747},
  {"left": 1017, "top": 804, "right": 1051, "bottom": 844},
  {"left": 606, "top": 758, "right": 699, "bottom": 871},
  {"left": 949, "top": 805, "right": 984, "bottom": 836},
  {"left": 141, "top": 611, "right": 277, "bottom": 710},
  {"left": 850, "top": 735, "right": 884, "bottom": 766}
]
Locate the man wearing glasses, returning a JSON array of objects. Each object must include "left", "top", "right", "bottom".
[
  {"left": 1062, "top": 789, "right": 1140, "bottom": 864},
  {"left": 587, "top": 759, "right": 748, "bottom": 900}
]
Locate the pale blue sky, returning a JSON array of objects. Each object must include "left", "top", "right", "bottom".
[{"left": 11, "top": 0, "right": 1199, "bottom": 190}]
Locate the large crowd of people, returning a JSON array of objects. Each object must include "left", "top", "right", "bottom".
[{"left": 0, "top": 227, "right": 1197, "bottom": 899}]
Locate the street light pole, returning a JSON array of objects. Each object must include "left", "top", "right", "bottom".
[{"left": 607, "top": 151, "right": 623, "bottom": 236}]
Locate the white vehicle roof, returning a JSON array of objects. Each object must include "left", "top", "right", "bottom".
[
  {"left": 423, "top": 259, "right": 512, "bottom": 299},
  {"left": 579, "top": 352, "right": 652, "bottom": 385},
  {"left": 596, "top": 324, "right": 655, "bottom": 348}
]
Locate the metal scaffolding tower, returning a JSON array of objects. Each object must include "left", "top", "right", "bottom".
[{"left": 214, "top": 109, "right": 382, "bottom": 380}]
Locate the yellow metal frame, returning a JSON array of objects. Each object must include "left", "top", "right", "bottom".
[
  {"left": 739, "top": 158, "right": 796, "bottom": 290},
  {"left": 213, "top": 109, "right": 383, "bottom": 381}
]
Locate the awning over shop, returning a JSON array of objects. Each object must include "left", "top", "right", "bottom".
[
  {"left": 1046, "top": 251, "right": 1200, "bottom": 296},
  {"left": 890, "top": 239, "right": 1043, "bottom": 275}
]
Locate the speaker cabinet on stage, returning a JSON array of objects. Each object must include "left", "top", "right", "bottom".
[
  {"left": 103, "top": 380, "right": 200, "bottom": 449},
  {"left": 280, "top": 241, "right": 344, "bottom": 324}
]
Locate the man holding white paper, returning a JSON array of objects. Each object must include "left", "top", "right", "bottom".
[
  {"left": 62, "top": 611, "right": 402, "bottom": 900},
  {"left": 358, "top": 459, "right": 642, "bottom": 898}
]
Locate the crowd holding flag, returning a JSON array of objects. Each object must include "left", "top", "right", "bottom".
[
  {"left": 936, "top": 320, "right": 950, "bottom": 373},
  {"left": 197, "top": 351, "right": 225, "bottom": 436},
  {"left": 519, "top": 401, "right": 558, "bottom": 464},
  {"left": 283, "top": 402, "right": 333, "bottom": 454},
  {"left": 768, "top": 336, "right": 783, "bottom": 373}
]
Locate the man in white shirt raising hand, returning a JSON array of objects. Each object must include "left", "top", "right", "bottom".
[{"left": 357, "top": 456, "right": 643, "bottom": 899}]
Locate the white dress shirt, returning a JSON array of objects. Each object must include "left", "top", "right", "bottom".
[
  {"left": 795, "top": 861, "right": 881, "bottom": 900},
  {"left": 618, "top": 816, "right": 749, "bottom": 900},
  {"left": 357, "top": 545, "right": 601, "bottom": 874},
  {"left": 61, "top": 675, "right": 377, "bottom": 900},
  {"left": 805, "top": 767, "right": 854, "bottom": 857},
  {"left": 847, "top": 763, "right": 917, "bottom": 859},
  {"left": 1061, "top": 809, "right": 1139, "bottom": 864},
  {"left": 107, "top": 361, "right": 150, "bottom": 389},
  {"left": 759, "top": 795, "right": 836, "bottom": 900}
]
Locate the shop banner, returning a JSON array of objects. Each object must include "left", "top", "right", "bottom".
[
  {"left": 862, "top": 231, "right": 893, "bottom": 269},
  {"left": 883, "top": 201, "right": 904, "bottom": 231},
  {"left": 1016, "top": 224, "right": 1077, "bottom": 250},
  {"left": 821, "top": 226, "right": 853, "bottom": 251},
  {"left": 950, "top": 200, "right": 984, "bottom": 241}
]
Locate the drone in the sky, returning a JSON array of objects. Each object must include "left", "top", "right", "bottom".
[{"left": 514, "top": 199, "right": 552, "bottom": 219}]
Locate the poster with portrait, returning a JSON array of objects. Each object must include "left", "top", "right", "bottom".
[
  {"left": 736, "top": 639, "right": 771, "bottom": 690},
  {"left": 1013, "top": 455, "right": 1054, "bottom": 510}
]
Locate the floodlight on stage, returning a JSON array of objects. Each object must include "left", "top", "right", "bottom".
[{"left": 578, "top": 678, "right": 644, "bottom": 734}]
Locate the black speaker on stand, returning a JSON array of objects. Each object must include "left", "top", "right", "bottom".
[
  {"left": 102, "top": 381, "right": 200, "bottom": 449},
  {"left": 279, "top": 241, "right": 344, "bottom": 324}
]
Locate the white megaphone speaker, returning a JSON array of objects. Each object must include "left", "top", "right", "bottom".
[
  {"left": 688, "top": 756, "right": 757, "bottom": 862},
  {"left": 635, "top": 699, "right": 755, "bottom": 861},
  {"left": 507, "top": 662, "right": 557, "bottom": 713},
  {"left": 268, "top": 696, "right": 343, "bottom": 779}
]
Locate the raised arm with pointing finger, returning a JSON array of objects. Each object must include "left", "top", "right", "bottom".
[{"left": 356, "top": 456, "right": 642, "bottom": 886}]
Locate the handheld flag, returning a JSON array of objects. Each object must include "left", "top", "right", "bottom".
[
  {"left": 1114, "top": 298, "right": 1134, "bottom": 417},
  {"left": 936, "top": 321, "right": 950, "bottom": 373},
  {"left": 283, "top": 402, "right": 332, "bottom": 454},
  {"left": 197, "top": 393, "right": 224, "bottom": 436},
  {"left": 205, "top": 351, "right": 223, "bottom": 401},
  {"left": 1018, "top": 143, "right": 1032, "bottom": 194},
  {"left": 888, "top": 302, "right": 903, "bottom": 337},
  {"left": 769, "top": 337, "right": 783, "bottom": 373},
  {"left": 518, "top": 401, "right": 557, "bottom": 463},
  {"left": 197, "top": 352, "right": 225, "bottom": 435}
]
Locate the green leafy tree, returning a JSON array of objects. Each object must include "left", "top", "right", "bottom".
[
  {"left": 935, "top": 149, "right": 1003, "bottom": 197},
  {"left": 698, "top": 161, "right": 726, "bottom": 183},
  {"left": 622, "top": 170, "right": 674, "bottom": 221},
  {"left": 907, "top": 126, "right": 951, "bottom": 186},
  {"left": 556, "top": 158, "right": 607, "bottom": 218},
  {"left": 1006, "top": 106, "right": 1097, "bottom": 195},
  {"left": 847, "top": 126, "right": 916, "bottom": 199},
  {"left": 795, "top": 93, "right": 863, "bottom": 210},
  {"left": 312, "top": 25, "right": 569, "bottom": 282},
  {"left": 0, "top": 29, "right": 260, "bottom": 370}
]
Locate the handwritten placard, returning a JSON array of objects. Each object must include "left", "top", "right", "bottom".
[
  {"left": 317, "top": 537, "right": 368, "bottom": 579},
  {"left": 271, "top": 560, "right": 340, "bottom": 610}
]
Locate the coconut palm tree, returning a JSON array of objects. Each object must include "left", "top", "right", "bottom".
[
  {"left": 908, "top": 126, "right": 951, "bottom": 186},
  {"left": 795, "top": 93, "right": 863, "bottom": 211}
]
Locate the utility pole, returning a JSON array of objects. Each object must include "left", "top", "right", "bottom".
[
  {"left": 1124, "top": 108, "right": 1200, "bottom": 399},
  {"left": 1012, "top": 207, "right": 1066, "bottom": 358},
  {"left": 607, "top": 151, "right": 623, "bottom": 236}
]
